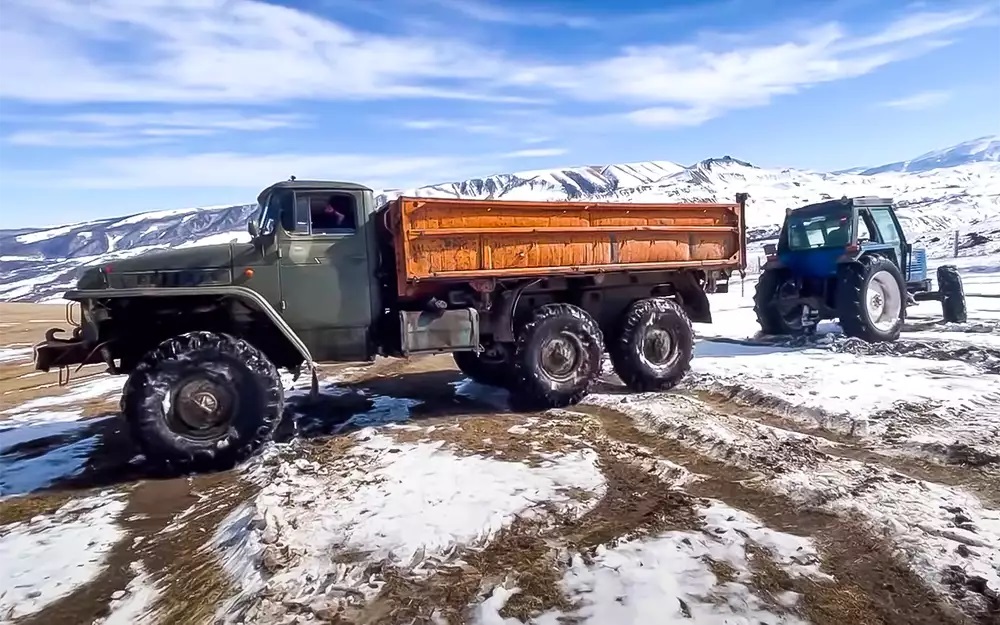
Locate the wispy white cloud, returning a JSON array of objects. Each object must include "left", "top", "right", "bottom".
[
  {"left": 500, "top": 148, "right": 567, "bottom": 158},
  {"left": 6, "top": 147, "right": 569, "bottom": 190},
  {"left": 3, "top": 110, "right": 307, "bottom": 148},
  {"left": 411, "top": 0, "right": 598, "bottom": 28},
  {"left": 399, "top": 119, "right": 506, "bottom": 134},
  {"left": 0, "top": 0, "right": 537, "bottom": 105},
  {"left": 0, "top": 0, "right": 988, "bottom": 125},
  {"left": 503, "top": 7, "right": 990, "bottom": 126},
  {"left": 880, "top": 90, "right": 952, "bottom": 110}
]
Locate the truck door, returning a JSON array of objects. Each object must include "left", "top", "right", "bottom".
[{"left": 276, "top": 188, "right": 375, "bottom": 361}]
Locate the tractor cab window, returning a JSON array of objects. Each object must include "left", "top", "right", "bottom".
[
  {"left": 785, "top": 210, "right": 853, "bottom": 250},
  {"left": 868, "top": 208, "right": 901, "bottom": 245},
  {"left": 856, "top": 217, "right": 872, "bottom": 243}
]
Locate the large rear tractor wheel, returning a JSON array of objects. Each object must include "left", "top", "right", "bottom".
[
  {"left": 512, "top": 303, "right": 604, "bottom": 409},
  {"left": 937, "top": 265, "right": 967, "bottom": 324},
  {"left": 453, "top": 341, "right": 514, "bottom": 388},
  {"left": 836, "top": 256, "right": 906, "bottom": 342},
  {"left": 753, "top": 269, "right": 803, "bottom": 335},
  {"left": 610, "top": 298, "right": 694, "bottom": 393},
  {"left": 121, "top": 331, "right": 284, "bottom": 473}
]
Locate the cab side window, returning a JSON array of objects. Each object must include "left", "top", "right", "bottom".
[
  {"left": 310, "top": 193, "right": 357, "bottom": 233},
  {"left": 869, "top": 208, "right": 901, "bottom": 245}
]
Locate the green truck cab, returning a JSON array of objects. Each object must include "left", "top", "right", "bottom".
[{"left": 33, "top": 179, "right": 748, "bottom": 473}]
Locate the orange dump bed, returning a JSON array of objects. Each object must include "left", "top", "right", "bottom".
[{"left": 386, "top": 196, "right": 747, "bottom": 294}]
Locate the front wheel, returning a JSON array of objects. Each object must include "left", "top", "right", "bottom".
[
  {"left": 610, "top": 298, "right": 694, "bottom": 392},
  {"left": 121, "top": 331, "right": 284, "bottom": 473},
  {"left": 753, "top": 270, "right": 803, "bottom": 335},
  {"left": 512, "top": 303, "right": 604, "bottom": 409}
]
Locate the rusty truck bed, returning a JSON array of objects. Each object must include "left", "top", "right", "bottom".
[{"left": 385, "top": 195, "right": 747, "bottom": 295}]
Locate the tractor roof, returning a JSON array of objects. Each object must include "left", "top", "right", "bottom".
[
  {"left": 256, "top": 179, "right": 373, "bottom": 205},
  {"left": 789, "top": 196, "right": 894, "bottom": 215}
]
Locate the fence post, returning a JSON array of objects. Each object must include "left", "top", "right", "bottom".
[{"left": 953, "top": 230, "right": 959, "bottom": 258}]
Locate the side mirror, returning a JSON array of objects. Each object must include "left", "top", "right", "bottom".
[
  {"left": 247, "top": 220, "right": 260, "bottom": 238},
  {"left": 763, "top": 243, "right": 777, "bottom": 256}
]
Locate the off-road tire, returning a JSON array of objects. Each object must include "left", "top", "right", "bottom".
[
  {"left": 453, "top": 342, "right": 514, "bottom": 388},
  {"left": 121, "top": 331, "right": 283, "bottom": 473},
  {"left": 836, "top": 255, "right": 906, "bottom": 342},
  {"left": 937, "top": 265, "right": 967, "bottom": 324},
  {"left": 610, "top": 298, "right": 694, "bottom": 392},
  {"left": 753, "top": 269, "right": 800, "bottom": 335},
  {"left": 512, "top": 303, "right": 604, "bottom": 409}
]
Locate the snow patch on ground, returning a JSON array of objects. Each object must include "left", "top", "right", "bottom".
[
  {"left": 476, "top": 500, "right": 826, "bottom": 625},
  {"left": 590, "top": 392, "right": 1000, "bottom": 614},
  {"left": 217, "top": 428, "right": 607, "bottom": 622},
  {"left": 0, "top": 491, "right": 128, "bottom": 620},
  {"left": 94, "top": 562, "right": 161, "bottom": 625},
  {"left": 0, "top": 348, "right": 32, "bottom": 363},
  {"left": 686, "top": 261, "right": 1000, "bottom": 460}
]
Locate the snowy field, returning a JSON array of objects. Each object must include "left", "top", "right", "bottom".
[{"left": 0, "top": 256, "right": 998, "bottom": 624}]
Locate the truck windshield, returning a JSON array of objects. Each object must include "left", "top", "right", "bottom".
[{"left": 785, "top": 210, "right": 853, "bottom": 250}]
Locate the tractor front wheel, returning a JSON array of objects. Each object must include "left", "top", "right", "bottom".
[
  {"left": 937, "top": 265, "right": 967, "bottom": 324},
  {"left": 836, "top": 256, "right": 906, "bottom": 342},
  {"left": 753, "top": 269, "right": 803, "bottom": 336}
]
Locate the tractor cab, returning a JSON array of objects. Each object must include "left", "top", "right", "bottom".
[
  {"left": 767, "top": 197, "right": 922, "bottom": 284},
  {"left": 756, "top": 196, "right": 966, "bottom": 343}
]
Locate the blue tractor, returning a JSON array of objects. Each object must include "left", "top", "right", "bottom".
[{"left": 754, "top": 196, "right": 967, "bottom": 342}]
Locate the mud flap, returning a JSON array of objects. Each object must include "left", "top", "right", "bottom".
[{"left": 309, "top": 363, "right": 320, "bottom": 401}]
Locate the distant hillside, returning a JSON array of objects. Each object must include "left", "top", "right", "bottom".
[{"left": 2, "top": 137, "right": 998, "bottom": 302}]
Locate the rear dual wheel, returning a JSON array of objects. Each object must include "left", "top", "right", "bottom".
[
  {"left": 610, "top": 298, "right": 694, "bottom": 392},
  {"left": 512, "top": 303, "right": 605, "bottom": 409}
]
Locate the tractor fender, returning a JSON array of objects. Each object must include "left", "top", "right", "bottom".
[{"left": 63, "top": 286, "right": 316, "bottom": 369}]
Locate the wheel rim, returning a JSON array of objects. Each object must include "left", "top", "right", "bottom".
[
  {"left": 865, "top": 270, "right": 902, "bottom": 332},
  {"left": 539, "top": 332, "right": 584, "bottom": 382},
  {"left": 639, "top": 322, "right": 676, "bottom": 369},
  {"left": 172, "top": 377, "right": 233, "bottom": 437}
]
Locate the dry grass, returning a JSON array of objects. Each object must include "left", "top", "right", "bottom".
[
  {"left": 0, "top": 303, "right": 115, "bottom": 415},
  {"left": 0, "top": 491, "right": 77, "bottom": 526}
]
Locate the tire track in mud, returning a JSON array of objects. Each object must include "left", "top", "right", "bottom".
[
  {"left": 17, "top": 472, "right": 258, "bottom": 625},
  {"left": 352, "top": 403, "right": 978, "bottom": 625}
]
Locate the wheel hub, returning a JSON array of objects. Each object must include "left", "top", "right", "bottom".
[
  {"left": 175, "top": 379, "right": 230, "bottom": 431},
  {"left": 540, "top": 335, "right": 581, "bottom": 381},
  {"left": 865, "top": 270, "right": 902, "bottom": 332},
  {"left": 642, "top": 327, "right": 673, "bottom": 364}
]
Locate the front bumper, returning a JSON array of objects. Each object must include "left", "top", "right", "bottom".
[{"left": 33, "top": 327, "right": 105, "bottom": 372}]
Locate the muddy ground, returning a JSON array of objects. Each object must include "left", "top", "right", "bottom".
[{"left": 0, "top": 302, "right": 997, "bottom": 625}]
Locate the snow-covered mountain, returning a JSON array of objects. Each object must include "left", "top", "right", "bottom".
[
  {"left": 860, "top": 135, "right": 1000, "bottom": 175},
  {"left": 2, "top": 137, "right": 998, "bottom": 303}
]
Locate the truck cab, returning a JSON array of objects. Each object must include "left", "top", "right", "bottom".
[{"left": 246, "top": 179, "right": 383, "bottom": 362}]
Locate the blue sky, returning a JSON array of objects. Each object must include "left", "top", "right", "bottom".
[{"left": 0, "top": 0, "right": 998, "bottom": 229}]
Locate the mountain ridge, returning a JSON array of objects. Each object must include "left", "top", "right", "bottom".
[{"left": 2, "top": 136, "right": 998, "bottom": 303}]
